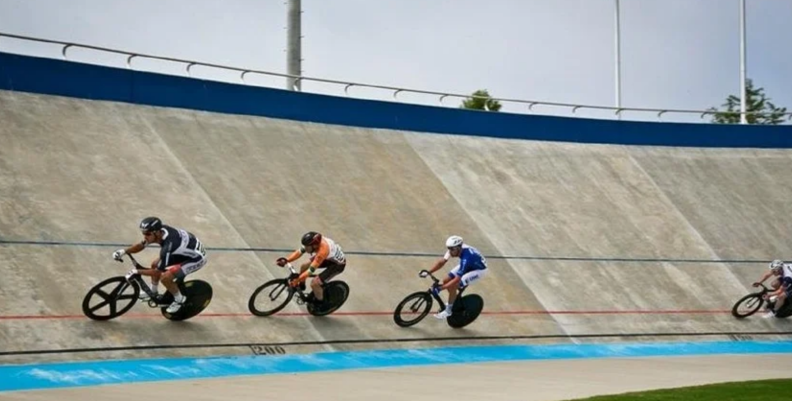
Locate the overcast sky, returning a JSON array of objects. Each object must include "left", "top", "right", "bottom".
[{"left": 0, "top": 0, "right": 790, "bottom": 122}]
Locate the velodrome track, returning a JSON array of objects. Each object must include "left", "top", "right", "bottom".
[{"left": 1, "top": 66, "right": 792, "bottom": 397}]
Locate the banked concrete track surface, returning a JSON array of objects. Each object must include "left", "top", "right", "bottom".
[{"left": 1, "top": 90, "right": 792, "bottom": 366}]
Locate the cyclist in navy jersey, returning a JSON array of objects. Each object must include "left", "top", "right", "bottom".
[
  {"left": 755, "top": 259, "right": 792, "bottom": 318},
  {"left": 112, "top": 217, "right": 207, "bottom": 313},
  {"left": 420, "top": 235, "right": 488, "bottom": 319}
]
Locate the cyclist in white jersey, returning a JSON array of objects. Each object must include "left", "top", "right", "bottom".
[{"left": 753, "top": 259, "right": 792, "bottom": 318}]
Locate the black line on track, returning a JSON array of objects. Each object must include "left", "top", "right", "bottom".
[
  {"left": 0, "top": 239, "right": 768, "bottom": 264},
  {"left": 2, "top": 331, "right": 791, "bottom": 357}
]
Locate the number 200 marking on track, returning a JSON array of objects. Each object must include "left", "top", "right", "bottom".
[{"left": 249, "top": 345, "right": 287, "bottom": 355}]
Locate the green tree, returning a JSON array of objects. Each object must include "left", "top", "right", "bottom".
[
  {"left": 460, "top": 89, "right": 502, "bottom": 112},
  {"left": 707, "top": 79, "right": 788, "bottom": 125}
]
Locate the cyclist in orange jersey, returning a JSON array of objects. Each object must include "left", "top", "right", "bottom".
[{"left": 276, "top": 231, "right": 346, "bottom": 306}]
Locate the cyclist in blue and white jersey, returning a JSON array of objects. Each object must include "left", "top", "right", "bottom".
[{"left": 420, "top": 235, "right": 488, "bottom": 319}]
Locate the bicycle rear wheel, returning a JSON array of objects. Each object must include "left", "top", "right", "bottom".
[
  {"left": 773, "top": 299, "right": 792, "bottom": 318},
  {"left": 447, "top": 294, "right": 484, "bottom": 328},
  {"left": 162, "top": 280, "right": 214, "bottom": 321},
  {"left": 308, "top": 281, "right": 350, "bottom": 316},
  {"left": 248, "top": 279, "right": 294, "bottom": 317}
]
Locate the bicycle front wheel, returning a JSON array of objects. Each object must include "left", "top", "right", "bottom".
[
  {"left": 393, "top": 291, "right": 433, "bottom": 327},
  {"left": 248, "top": 279, "right": 294, "bottom": 317}
]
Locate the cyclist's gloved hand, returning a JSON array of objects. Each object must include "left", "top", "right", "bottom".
[
  {"left": 276, "top": 257, "right": 288, "bottom": 267},
  {"left": 112, "top": 249, "right": 126, "bottom": 262},
  {"left": 419, "top": 269, "right": 429, "bottom": 278}
]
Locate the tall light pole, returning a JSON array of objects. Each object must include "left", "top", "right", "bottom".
[
  {"left": 286, "top": 0, "right": 302, "bottom": 91},
  {"left": 614, "top": 0, "right": 622, "bottom": 120},
  {"left": 739, "top": 0, "right": 747, "bottom": 124}
]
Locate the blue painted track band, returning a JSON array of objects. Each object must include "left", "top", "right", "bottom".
[{"left": 2, "top": 340, "right": 791, "bottom": 393}]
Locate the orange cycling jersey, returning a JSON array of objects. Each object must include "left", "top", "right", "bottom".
[{"left": 286, "top": 236, "right": 346, "bottom": 269}]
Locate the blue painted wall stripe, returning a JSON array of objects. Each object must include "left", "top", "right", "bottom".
[
  {"left": 2, "top": 341, "right": 791, "bottom": 393},
  {"left": 1, "top": 51, "right": 790, "bottom": 148}
]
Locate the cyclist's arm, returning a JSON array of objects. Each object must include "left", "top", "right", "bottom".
[
  {"left": 298, "top": 245, "right": 329, "bottom": 281},
  {"left": 285, "top": 248, "right": 305, "bottom": 263},
  {"left": 426, "top": 258, "right": 447, "bottom": 274},
  {"left": 769, "top": 285, "right": 787, "bottom": 298},
  {"left": 156, "top": 240, "right": 178, "bottom": 270},
  {"left": 755, "top": 271, "right": 774, "bottom": 285},
  {"left": 310, "top": 246, "right": 329, "bottom": 270},
  {"left": 123, "top": 240, "right": 146, "bottom": 255}
]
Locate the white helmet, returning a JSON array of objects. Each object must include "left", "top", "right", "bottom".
[
  {"left": 769, "top": 259, "right": 784, "bottom": 271},
  {"left": 445, "top": 235, "right": 463, "bottom": 248}
]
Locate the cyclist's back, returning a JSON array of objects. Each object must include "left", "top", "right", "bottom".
[
  {"left": 310, "top": 236, "right": 346, "bottom": 266},
  {"left": 781, "top": 263, "right": 792, "bottom": 287},
  {"left": 154, "top": 225, "right": 206, "bottom": 270},
  {"left": 448, "top": 244, "right": 487, "bottom": 275}
]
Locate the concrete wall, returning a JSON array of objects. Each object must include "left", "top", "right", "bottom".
[{"left": 0, "top": 51, "right": 790, "bottom": 148}]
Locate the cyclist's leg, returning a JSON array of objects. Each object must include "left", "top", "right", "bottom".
[
  {"left": 175, "top": 257, "right": 207, "bottom": 279},
  {"left": 433, "top": 265, "right": 461, "bottom": 318},
  {"left": 459, "top": 268, "right": 487, "bottom": 290},
  {"left": 136, "top": 259, "right": 163, "bottom": 300},
  {"left": 760, "top": 279, "right": 782, "bottom": 314},
  {"left": 148, "top": 258, "right": 161, "bottom": 290},
  {"left": 777, "top": 285, "right": 791, "bottom": 310},
  {"left": 160, "top": 265, "right": 180, "bottom": 296},
  {"left": 313, "top": 262, "right": 345, "bottom": 302},
  {"left": 294, "top": 262, "right": 310, "bottom": 291},
  {"left": 445, "top": 264, "right": 462, "bottom": 302},
  {"left": 445, "top": 269, "right": 487, "bottom": 315},
  {"left": 444, "top": 264, "right": 461, "bottom": 285},
  {"left": 162, "top": 258, "right": 207, "bottom": 312}
]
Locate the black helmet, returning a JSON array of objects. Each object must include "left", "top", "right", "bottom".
[
  {"left": 301, "top": 231, "right": 322, "bottom": 247},
  {"left": 139, "top": 216, "right": 163, "bottom": 233}
]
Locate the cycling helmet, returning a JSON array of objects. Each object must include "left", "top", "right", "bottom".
[
  {"left": 445, "top": 235, "right": 463, "bottom": 248},
  {"left": 301, "top": 231, "right": 322, "bottom": 247},
  {"left": 769, "top": 259, "right": 784, "bottom": 272},
  {"left": 139, "top": 216, "right": 163, "bottom": 233}
]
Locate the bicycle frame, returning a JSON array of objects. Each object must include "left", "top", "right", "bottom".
[
  {"left": 280, "top": 262, "right": 320, "bottom": 305},
  {"left": 423, "top": 271, "right": 467, "bottom": 312},
  {"left": 756, "top": 282, "right": 791, "bottom": 306},
  {"left": 754, "top": 282, "right": 771, "bottom": 293},
  {"left": 118, "top": 254, "right": 167, "bottom": 307}
]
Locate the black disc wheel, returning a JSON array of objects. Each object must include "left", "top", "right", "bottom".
[
  {"left": 773, "top": 299, "right": 792, "bottom": 319},
  {"left": 161, "top": 280, "right": 214, "bottom": 321},
  {"left": 447, "top": 294, "right": 484, "bottom": 328},
  {"left": 307, "top": 281, "right": 350, "bottom": 316}
]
